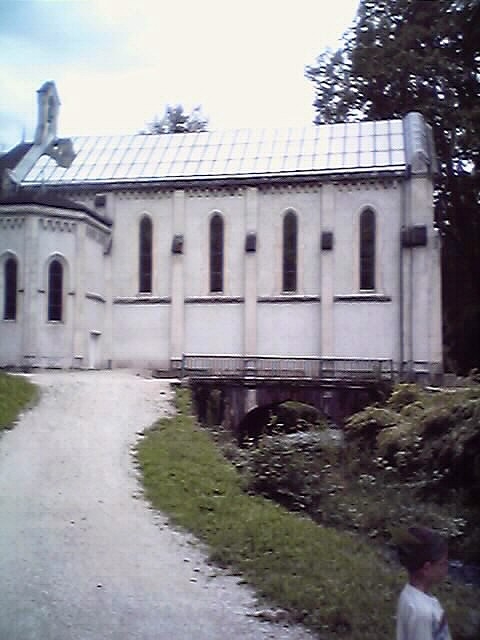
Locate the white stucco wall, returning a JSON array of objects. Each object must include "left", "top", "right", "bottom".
[
  {"left": 1, "top": 166, "right": 442, "bottom": 374},
  {"left": 85, "top": 298, "right": 106, "bottom": 332},
  {"left": 0, "top": 322, "right": 20, "bottom": 366},
  {"left": 111, "top": 303, "right": 170, "bottom": 368},
  {"left": 84, "top": 228, "right": 107, "bottom": 297},
  {"left": 404, "top": 176, "right": 442, "bottom": 369},
  {"left": 25, "top": 216, "right": 76, "bottom": 367},
  {"left": 184, "top": 303, "right": 243, "bottom": 354},
  {"left": 257, "top": 302, "right": 321, "bottom": 356},
  {"left": 0, "top": 206, "right": 112, "bottom": 369},
  {"left": 0, "top": 218, "right": 25, "bottom": 366},
  {"left": 333, "top": 302, "right": 395, "bottom": 359}
]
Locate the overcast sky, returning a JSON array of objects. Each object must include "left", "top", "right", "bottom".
[{"left": 0, "top": 0, "right": 359, "bottom": 151}]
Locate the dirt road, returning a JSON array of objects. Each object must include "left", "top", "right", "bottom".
[{"left": 0, "top": 370, "right": 313, "bottom": 640}]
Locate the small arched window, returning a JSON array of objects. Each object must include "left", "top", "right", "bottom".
[
  {"left": 4, "top": 257, "right": 17, "bottom": 320},
  {"left": 283, "top": 210, "right": 297, "bottom": 292},
  {"left": 360, "top": 208, "right": 376, "bottom": 290},
  {"left": 210, "top": 214, "right": 224, "bottom": 293},
  {"left": 139, "top": 216, "right": 153, "bottom": 293},
  {"left": 48, "top": 259, "right": 63, "bottom": 321}
]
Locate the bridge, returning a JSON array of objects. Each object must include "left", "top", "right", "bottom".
[{"left": 180, "top": 354, "right": 394, "bottom": 439}]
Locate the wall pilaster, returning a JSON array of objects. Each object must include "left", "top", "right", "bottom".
[
  {"left": 244, "top": 187, "right": 258, "bottom": 355},
  {"left": 73, "top": 223, "right": 86, "bottom": 367},
  {"left": 22, "top": 215, "right": 38, "bottom": 367},
  {"left": 170, "top": 190, "right": 185, "bottom": 364},
  {"left": 320, "top": 184, "right": 334, "bottom": 356}
]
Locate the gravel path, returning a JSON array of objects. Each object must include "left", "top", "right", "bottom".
[{"left": 0, "top": 370, "right": 314, "bottom": 640}]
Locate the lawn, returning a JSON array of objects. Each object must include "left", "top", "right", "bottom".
[{"left": 0, "top": 371, "right": 38, "bottom": 431}]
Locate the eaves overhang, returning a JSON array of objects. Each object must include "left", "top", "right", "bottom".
[
  {"left": 26, "top": 166, "right": 407, "bottom": 194},
  {"left": 0, "top": 200, "right": 112, "bottom": 230}
]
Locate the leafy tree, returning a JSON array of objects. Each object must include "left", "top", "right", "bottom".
[
  {"left": 143, "top": 104, "right": 208, "bottom": 134},
  {"left": 306, "top": 0, "right": 480, "bottom": 374}
]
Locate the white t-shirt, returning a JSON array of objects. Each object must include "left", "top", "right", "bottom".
[{"left": 396, "top": 583, "right": 452, "bottom": 640}]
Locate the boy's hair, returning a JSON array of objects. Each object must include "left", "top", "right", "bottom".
[{"left": 392, "top": 526, "right": 448, "bottom": 573}]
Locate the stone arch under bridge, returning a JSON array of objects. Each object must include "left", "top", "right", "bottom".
[{"left": 189, "top": 379, "right": 391, "bottom": 440}]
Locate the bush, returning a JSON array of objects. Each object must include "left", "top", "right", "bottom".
[
  {"left": 267, "top": 401, "right": 328, "bottom": 435},
  {"left": 344, "top": 407, "right": 397, "bottom": 445},
  {"left": 245, "top": 432, "right": 340, "bottom": 513},
  {"left": 343, "top": 387, "right": 480, "bottom": 494},
  {"left": 203, "top": 383, "right": 480, "bottom": 564},
  {"left": 386, "top": 384, "right": 422, "bottom": 412}
]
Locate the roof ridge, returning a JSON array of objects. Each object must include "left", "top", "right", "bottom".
[{"left": 63, "top": 116, "right": 405, "bottom": 141}]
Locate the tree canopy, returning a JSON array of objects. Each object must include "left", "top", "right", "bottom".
[
  {"left": 143, "top": 104, "right": 208, "bottom": 135},
  {"left": 306, "top": 0, "right": 480, "bottom": 374}
]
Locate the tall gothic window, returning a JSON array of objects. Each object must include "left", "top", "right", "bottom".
[
  {"left": 283, "top": 210, "right": 297, "bottom": 292},
  {"left": 360, "top": 208, "right": 376, "bottom": 290},
  {"left": 48, "top": 259, "right": 63, "bottom": 321},
  {"left": 210, "top": 214, "right": 224, "bottom": 293},
  {"left": 139, "top": 216, "right": 153, "bottom": 293},
  {"left": 4, "top": 257, "right": 17, "bottom": 320}
]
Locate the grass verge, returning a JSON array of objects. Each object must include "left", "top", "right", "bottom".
[
  {"left": 135, "top": 388, "right": 479, "bottom": 640},
  {"left": 0, "top": 372, "right": 38, "bottom": 431}
]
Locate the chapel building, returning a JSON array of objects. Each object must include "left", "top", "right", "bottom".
[{"left": 0, "top": 82, "right": 442, "bottom": 379}]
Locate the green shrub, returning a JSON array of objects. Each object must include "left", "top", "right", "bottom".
[
  {"left": 343, "top": 387, "right": 480, "bottom": 497},
  {"left": 399, "top": 400, "right": 425, "bottom": 420},
  {"left": 419, "top": 406, "right": 456, "bottom": 437},
  {"left": 344, "top": 407, "right": 397, "bottom": 447},
  {"left": 386, "top": 384, "right": 422, "bottom": 412},
  {"left": 199, "top": 382, "right": 480, "bottom": 574},
  {"left": 245, "top": 432, "right": 340, "bottom": 513},
  {"left": 376, "top": 422, "right": 415, "bottom": 466},
  {"left": 267, "top": 401, "right": 328, "bottom": 435}
]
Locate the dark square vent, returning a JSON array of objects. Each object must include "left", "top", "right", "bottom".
[
  {"left": 401, "top": 225, "right": 428, "bottom": 247},
  {"left": 94, "top": 193, "right": 107, "bottom": 208},
  {"left": 245, "top": 232, "right": 257, "bottom": 252},
  {"left": 321, "top": 231, "right": 334, "bottom": 250},
  {"left": 172, "top": 234, "right": 184, "bottom": 254}
]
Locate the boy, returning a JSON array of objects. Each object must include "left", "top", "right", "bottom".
[{"left": 393, "top": 526, "right": 452, "bottom": 640}]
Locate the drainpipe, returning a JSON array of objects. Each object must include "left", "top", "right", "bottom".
[
  {"left": 399, "top": 166, "right": 409, "bottom": 381},
  {"left": 407, "top": 173, "right": 414, "bottom": 379}
]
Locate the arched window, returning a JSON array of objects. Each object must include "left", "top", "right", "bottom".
[
  {"left": 360, "top": 208, "right": 376, "bottom": 290},
  {"left": 210, "top": 214, "right": 224, "bottom": 293},
  {"left": 283, "top": 210, "right": 297, "bottom": 292},
  {"left": 139, "top": 216, "right": 153, "bottom": 293},
  {"left": 48, "top": 260, "right": 63, "bottom": 321},
  {"left": 4, "top": 257, "right": 17, "bottom": 320}
]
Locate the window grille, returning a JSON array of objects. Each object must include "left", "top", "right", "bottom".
[
  {"left": 48, "top": 260, "right": 63, "bottom": 321},
  {"left": 283, "top": 211, "right": 297, "bottom": 292},
  {"left": 210, "top": 214, "right": 224, "bottom": 293},
  {"left": 139, "top": 216, "right": 153, "bottom": 293},
  {"left": 360, "top": 209, "right": 375, "bottom": 290},
  {"left": 4, "top": 257, "right": 17, "bottom": 320}
]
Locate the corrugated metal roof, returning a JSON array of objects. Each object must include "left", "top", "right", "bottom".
[
  {"left": 22, "top": 119, "right": 406, "bottom": 186},
  {"left": 0, "top": 143, "right": 33, "bottom": 176}
]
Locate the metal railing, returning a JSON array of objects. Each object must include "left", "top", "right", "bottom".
[{"left": 181, "top": 354, "right": 394, "bottom": 381}]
